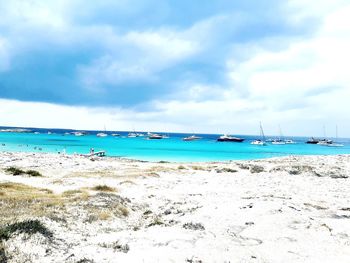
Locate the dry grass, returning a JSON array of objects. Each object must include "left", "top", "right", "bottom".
[
  {"left": 67, "top": 170, "right": 115, "bottom": 178},
  {"left": 190, "top": 165, "right": 206, "bottom": 171},
  {"left": 117, "top": 206, "right": 129, "bottom": 217},
  {"left": 97, "top": 211, "right": 112, "bottom": 221},
  {"left": 91, "top": 185, "right": 116, "bottom": 192},
  {"left": 0, "top": 183, "right": 89, "bottom": 224}
]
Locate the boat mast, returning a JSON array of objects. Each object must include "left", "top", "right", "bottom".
[{"left": 260, "top": 122, "right": 265, "bottom": 141}]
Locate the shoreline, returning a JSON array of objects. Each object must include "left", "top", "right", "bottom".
[
  {"left": 1, "top": 152, "right": 350, "bottom": 262},
  {"left": 1, "top": 149, "right": 350, "bottom": 164}
]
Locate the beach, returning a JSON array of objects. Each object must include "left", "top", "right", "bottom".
[{"left": 0, "top": 152, "right": 350, "bottom": 262}]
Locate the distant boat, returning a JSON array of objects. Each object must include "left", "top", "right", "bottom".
[
  {"left": 271, "top": 139, "right": 286, "bottom": 145},
  {"left": 127, "top": 132, "right": 137, "bottom": 138},
  {"left": 148, "top": 133, "right": 164, "bottom": 139},
  {"left": 217, "top": 134, "right": 244, "bottom": 142},
  {"left": 271, "top": 125, "right": 286, "bottom": 145},
  {"left": 97, "top": 125, "right": 108, "bottom": 137},
  {"left": 73, "top": 132, "right": 85, "bottom": 136},
  {"left": 317, "top": 139, "right": 333, "bottom": 145},
  {"left": 285, "top": 139, "right": 296, "bottom": 144},
  {"left": 183, "top": 135, "right": 201, "bottom": 141},
  {"left": 111, "top": 133, "right": 120, "bottom": 137},
  {"left": 306, "top": 137, "right": 320, "bottom": 144},
  {"left": 251, "top": 122, "right": 267, "bottom": 146},
  {"left": 317, "top": 125, "right": 332, "bottom": 146},
  {"left": 327, "top": 125, "right": 344, "bottom": 147}
]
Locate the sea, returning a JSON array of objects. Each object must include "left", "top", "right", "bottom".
[{"left": 1, "top": 127, "right": 350, "bottom": 162}]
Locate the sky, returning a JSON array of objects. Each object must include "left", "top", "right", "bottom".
[{"left": 0, "top": 0, "right": 350, "bottom": 137}]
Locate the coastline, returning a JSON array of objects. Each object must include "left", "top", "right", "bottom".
[{"left": 1, "top": 152, "right": 350, "bottom": 262}]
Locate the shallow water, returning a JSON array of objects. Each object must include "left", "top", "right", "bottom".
[{"left": 0, "top": 128, "right": 350, "bottom": 162}]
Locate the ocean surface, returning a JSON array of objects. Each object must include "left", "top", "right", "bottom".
[{"left": 1, "top": 127, "right": 350, "bottom": 162}]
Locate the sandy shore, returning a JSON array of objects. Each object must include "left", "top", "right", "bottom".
[{"left": 0, "top": 152, "right": 349, "bottom": 262}]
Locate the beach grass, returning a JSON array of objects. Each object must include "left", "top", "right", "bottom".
[{"left": 91, "top": 185, "right": 116, "bottom": 192}]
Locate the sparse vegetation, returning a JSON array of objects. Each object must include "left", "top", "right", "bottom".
[
  {"left": 117, "top": 206, "right": 129, "bottom": 217},
  {"left": 0, "top": 243, "right": 7, "bottom": 263},
  {"left": 4, "top": 167, "right": 25, "bottom": 176},
  {"left": 183, "top": 222, "right": 205, "bottom": 231},
  {"left": 25, "top": 170, "right": 42, "bottom": 177},
  {"left": 158, "top": 161, "right": 170, "bottom": 163},
  {"left": 250, "top": 165, "right": 265, "bottom": 173},
  {"left": 92, "top": 185, "right": 116, "bottom": 192},
  {"left": 100, "top": 241, "right": 130, "bottom": 253},
  {"left": 191, "top": 165, "right": 205, "bottom": 171},
  {"left": 0, "top": 220, "right": 52, "bottom": 241},
  {"left": 216, "top": 168, "right": 238, "bottom": 173},
  {"left": 4, "top": 167, "right": 42, "bottom": 177},
  {"left": 148, "top": 216, "right": 164, "bottom": 227},
  {"left": 98, "top": 211, "right": 112, "bottom": 220},
  {"left": 178, "top": 165, "right": 186, "bottom": 170}
]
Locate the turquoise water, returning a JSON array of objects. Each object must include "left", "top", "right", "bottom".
[{"left": 0, "top": 130, "right": 350, "bottom": 162}]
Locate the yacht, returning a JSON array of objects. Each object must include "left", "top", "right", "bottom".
[
  {"left": 251, "top": 139, "right": 266, "bottom": 145},
  {"left": 97, "top": 132, "right": 108, "bottom": 137},
  {"left": 327, "top": 125, "right": 344, "bottom": 147},
  {"left": 285, "top": 139, "right": 296, "bottom": 144},
  {"left": 73, "top": 132, "right": 85, "bottom": 136},
  {"left": 251, "top": 122, "right": 267, "bottom": 146},
  {"left": 306, "top": 137, "right": 319, "bottom": 144},
  {"left": 217, "top": 134, "right": 244, "bottom": 142},
  {"left": 271, "top": 125, "right": 286, "bottom": 145},
  {"left": 148, "top": 133, "right": 164, "bottom": 139},
  {"left": 183, "top": 135, "right": 201, "bottom": 141},
  {"left": 127, "top": 132, "right": 137, "bottom": 138},
  {"left": 271, "top": 139, "right": 286, "bottom": 145},
  {"left": 317, "top": 139, "right": 333, "bottom": 146}
]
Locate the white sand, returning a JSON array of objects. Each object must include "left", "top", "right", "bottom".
[{"left": 0, "top": 152, "right": 350, "bottom": 262}]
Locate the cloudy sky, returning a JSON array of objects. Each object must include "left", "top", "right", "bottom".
[{"left": 0, "top": 0, "right": 349, "bottom": 136}]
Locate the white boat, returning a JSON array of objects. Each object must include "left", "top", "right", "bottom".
[
  {"left": 251, "top": 122, "right": 267, "bottom": 146},
  {"left": 73, "top": 132, "right": 85, "bottom": 136},
  {"left": 271, "top": 125, "right": 286, "bottom": 145},
  {"left": 318, "top": 125, "right": 332, "bottom": 146},
  {"left": 183, "top": 135, "right": 201, "bottom": 141},
  {"left": 271, "top": 139, "right": 286, "bottom": 145},
  {"left": 127, "top": 132, "right": 137, "bottom": 138},
  {"left": 327, "top": 125, "right": 344, "bottom": 147},
  {"left": 285, "top": 139, "right": 296, "bottom": 144},
  {"left": 317, "top": 139, "right": 332, "bottom": 145},
  {"left": 148, "top": 133, "right": 164, "bottom": 139},
  {"left": 97, "top": 125, "right": 108, "bottom": 137}
]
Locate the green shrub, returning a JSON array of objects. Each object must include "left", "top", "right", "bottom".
[
  {"left": 92, "top": 185, "right": 115, "bottom": 192},
  {"left": 4, "top": 167, "right": 25, "bottom": 176},
  {"left": 26, "top": 170, "right": 43, "bottom": 177},
  {"left": 0, "top": 220, "right": 52, "bottom": 241}
]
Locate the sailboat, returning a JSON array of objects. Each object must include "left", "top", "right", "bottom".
[
  {"left": 327, "top": 125, "right": 344, "bottom": 147},
  {"left": 251, "top": 122, "right": 267, "bottom": 145},
  {"left": 272, "top": 125, "right": 286, "bottom": 145},
  {"left": 317, "top": 125, "right": 332, "bottom": 145},
  {"left": 97, "top": 126, "right": 108, "bottom": 137}
]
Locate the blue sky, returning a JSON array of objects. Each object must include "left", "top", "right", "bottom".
[{"left": 0, "top": 0, "right": 350, "bottom": 136}]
